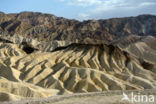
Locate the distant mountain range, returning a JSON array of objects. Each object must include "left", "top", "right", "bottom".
[{"left": 0, "top": 12, "right": 155, "bottom": 43}]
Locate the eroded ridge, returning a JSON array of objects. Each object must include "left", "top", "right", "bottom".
[{"left": 0, "top": 42, "right": 156, "bottom": 101}]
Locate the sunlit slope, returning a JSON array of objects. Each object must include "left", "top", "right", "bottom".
[
  {"left": 0, "top": 42, "right": 156, "bottom": 101},
  {"left": 125, "top": 36, "right": 156, "bottom": 64}
]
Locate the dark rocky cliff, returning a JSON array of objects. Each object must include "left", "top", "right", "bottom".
[{"left": 0, "top": 12, "right": 155, "bottom": 43}]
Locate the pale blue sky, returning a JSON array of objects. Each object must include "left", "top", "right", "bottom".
[{"left": 0, "top": 0, "right": 156, "bottom": 20}]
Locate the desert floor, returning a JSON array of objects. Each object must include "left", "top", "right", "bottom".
[{"left": 2, "top": 89, "right": 156, "bottom": 104}]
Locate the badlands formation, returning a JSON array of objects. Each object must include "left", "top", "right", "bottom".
[{"left": 0, "top": 12, "right": 155, "bottom": 103}]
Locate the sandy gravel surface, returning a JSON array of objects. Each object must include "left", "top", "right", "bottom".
[{"left": 1, "top": 89, "right": 156, "bottom": 104}]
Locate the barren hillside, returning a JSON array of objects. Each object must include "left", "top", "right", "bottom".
[{"left": 0, "top": 12, "right": 155, "bottom": 103}]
